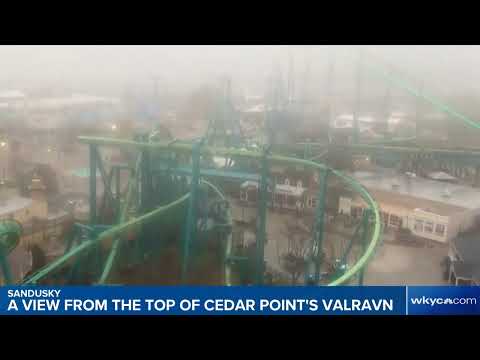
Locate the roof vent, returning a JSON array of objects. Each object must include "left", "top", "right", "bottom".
[{"left": 442, "top": 188, "right": 451, "bottom": 198}]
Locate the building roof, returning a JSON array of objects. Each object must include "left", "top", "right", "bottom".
[
  {"left": 275, "top": 184, "right": 306, "bottom": 197},
  {"left": 352, "top": 168, "right": 480, "bottom": 211},
  {"left": 427, "top": 171, "right": 458, "bottom": 182},
  {"left": 332, "top": 114, "right": 376, "bottom": 129},
  {"left": 47, "top": 209, "right": 69, "bottom": 221},
  {"left": 27, "top": 94, "right": 120, "bottom": 110},
  {"left": 240, "top": 181, "right": 305, "bottom": 197},
  {"left": 243, "top": 104, "right": 266, "bottom": 113},
  {"left": 0, "top": 196, "right": 32, "bottom": 217},
  {"left": 0, "top": 90, "right": 26, "bottom": 99}
]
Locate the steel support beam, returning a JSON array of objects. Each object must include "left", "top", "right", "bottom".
[
  {"left": 89, "top": 144, "right": 97, "bottom": 225},
  {"left": 94, "top": 148, "right": 115, "bottom": 205},
  {"left": 353, "top": 49, "right": 364, "bottom": 144},
  {"left": 181, "top": 141, "right": 202, "bottom": 283},
  {"left": 255, "top": 149, "right": 269, "bottom": 285},
  {"left": 0, "top": 244, "right": 12, "bottom": 285},
  {"left": 141, "top": 149, "right": 152, "bottom": 211},
  {"left": 115, "top": 167, "right": 121, "bottom": 218},
  {"left": 358, "top": 209, "right": 371, "bottom": 285},
  {"left": 313, "top": 168, "right": 329, "bottom": 284}
]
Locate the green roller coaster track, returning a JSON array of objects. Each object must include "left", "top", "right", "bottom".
[
  {"left": 0, "top": 220, "right": 22, "bottom": 285},
  {"left": 27, "top": 136, "right": 382, "bottom": 286},
  {"left": 1, "top": 47, "right": 480, "bottom": 287}
]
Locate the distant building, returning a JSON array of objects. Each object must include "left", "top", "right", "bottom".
[
  {"left": 330, "top": 114, "right": 384, "bottom": 144},
  {"left": 236, "top": 163, "right": 341, "bottom": 215},
  {"left": 0, "top": 90, "right": 27, "bottom": 110},
  {"left": 338, "top": 168, "right": 480, "bottom": 243},
  {"left": 240, "top": 180, "right": 306, "bottom": 212},
  {"left": 0, "top": 175, "right": 71, "bottom": 285},
  {"left": 448, "top": 232, "right": 480, "bottom": 285}
]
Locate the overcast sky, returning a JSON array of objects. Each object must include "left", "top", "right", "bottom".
[{"left": 1, "top": 45, "right": 479, "bottom": 98}]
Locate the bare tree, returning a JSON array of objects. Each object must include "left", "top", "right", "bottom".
[{"left": 279, "top": 220, "right": 311, "bottom": 285}]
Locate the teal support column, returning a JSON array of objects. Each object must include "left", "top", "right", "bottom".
[
  {"left": 313, "top": 168, "right": 329, "bottom": 284},
  {"left": 358, "top": 209, "right": 371, "bottom": 285},
  {"left": 0, "top": 245, "right": 12, "bottom": 285},
  {"left": 182, "top": 140, "right": 202, "bottom": 283},
  {"left": 115, "top": 167, "right": 121, "bottom": 218},
  {"left": 89, "top": 144, "right": 97, "bottom": 225},
  {"left": 140, "top": 149, "right": 153, "bottom": 259},
  {"left": 255, "top": 149, "right": 269, "bottom": 285},
  {"left": 141, "top": 149, "right": 152, "bottom": 211}
]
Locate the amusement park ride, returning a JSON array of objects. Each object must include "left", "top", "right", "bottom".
[{"left": 1, "top": 48, "right": 480, "bottom": 287}]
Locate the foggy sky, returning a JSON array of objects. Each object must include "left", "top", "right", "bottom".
[{"left": 1, "top": 45, "right": 479, "bottom": 98}]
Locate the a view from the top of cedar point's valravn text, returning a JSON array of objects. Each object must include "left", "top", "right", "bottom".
[{"left": 0, "top": 45, "right": 479, "bottom": 287}]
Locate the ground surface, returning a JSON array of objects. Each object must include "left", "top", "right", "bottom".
[
  {"left": 364, "top": 241, "right": 448, "bottom": 285},
  {"left": 230, "top": 198, "right": 449, "bottom": 285}
]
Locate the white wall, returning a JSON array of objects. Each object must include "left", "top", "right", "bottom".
[
  {"left": 406, "top": 209, "right": 449, "bottom": 243},
  {"left": 337, "top": 196, "right": 476, "bottom": 243}
]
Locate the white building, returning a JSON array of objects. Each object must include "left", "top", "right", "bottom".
[{"left": 338, "top": 168, "right": 480, "bottom": 243}]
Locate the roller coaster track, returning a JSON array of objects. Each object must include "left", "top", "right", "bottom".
[
  {"left": 77, "top": 136, "right": 382, "bottom": 286},
  {"left": 0, "top": 220, "right": 22, "bottom": 285},
  {"left": 12, "top": 135, "right": 382, "bottom": 286},
  {"left": 7, "top": 47, "right": 480, "bottom": 287}
]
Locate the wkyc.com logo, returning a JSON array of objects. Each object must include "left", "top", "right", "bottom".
[{"left": 410, "top": 296, "right": 477, "bottom": 306}]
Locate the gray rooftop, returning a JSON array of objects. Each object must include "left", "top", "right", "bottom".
[
  {"left": 0, "top": 197, "right": 32, "bottom": 217},
  {"left": 352, "top": 168, "right": 480, "bottom": 210}
]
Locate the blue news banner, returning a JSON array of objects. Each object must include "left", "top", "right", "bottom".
[{"left": 0, "top": 286, "right": 479, "bottom": 315}]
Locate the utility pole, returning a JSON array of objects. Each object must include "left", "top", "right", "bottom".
[
  {"left": 326, "top": 46, "right": 335, "bottom": 142},
  {"left": 382, "top": 66, "right": 393, "bottom": 139},
  {"left": 287, "top": 46, "right": 295, "bottom": 104},
  {"left": 302, "top": 46, "right": 312, "bottom": 105},
  {"left": 353, "top": 47, "right": 364, "bottom": 144},
  {"left": 415, "top": 80, "right": 424, "bottom": 139}
]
